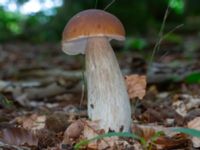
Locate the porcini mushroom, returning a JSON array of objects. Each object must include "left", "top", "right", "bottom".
[{"left": 62, "top": 9, "right": 131, "bottom": 132}]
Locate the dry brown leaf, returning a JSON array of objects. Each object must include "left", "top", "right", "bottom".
[
  {"left": 62, "top": 119, "right": 84, "bottom": 146},
  {"left": 132, "top": 124, "right": 179, "bottom": 138},
  {"left": 155, "top": 133, "right": 189, "bottom": 149},
  {"left": 61, "top": 120, "right": 84, "bottom": 149},
  {"left": 64, "top": 120, "right": 84, "bottom": 139},
  {"left": 18, "top": 114, "right": 46, "bottom": 131},
  {"left": 125, "top": 74, "right": 146, "bottom": 100},
  {"left": 187, "top": 117, "right": 200, "bottom": 148},
  {"left": 1, "top": 127, "right": 38, "bottom": 146}
]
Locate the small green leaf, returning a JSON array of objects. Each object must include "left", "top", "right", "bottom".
[
  {"left": 168, "top": 0, "right": 184, "bottom": 14},
  {"left": 0, "top": 94, "right": 13, "bottom": 108},
  {"left": 125, "top": 38, "right": 147, "bottom": 50},
  {"left": 184, "top": 72, "right": 200, "bottom": 84},
  {"left": 150, "top": 131, "right": 165, "bottom": 142}
]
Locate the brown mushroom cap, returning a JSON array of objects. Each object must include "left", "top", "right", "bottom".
[{"left": 62, "top": 9, "right": 125, "bottom": 55}]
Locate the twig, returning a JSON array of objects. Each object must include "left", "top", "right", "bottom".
[
  {"left": 104, "top": 0, "right": 115, "bottom": 10},
  {"left": 162, "top": 24, "right": 184, "bottom": 40}
]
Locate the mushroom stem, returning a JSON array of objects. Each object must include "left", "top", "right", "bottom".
[{"left": 86, "top": 37, "right": 131, "bottom": 132}]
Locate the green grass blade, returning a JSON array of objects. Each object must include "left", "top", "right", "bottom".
[
  {"left": 150, "top": 131, "right": 165, "bottom": 142},
  {"left": 173, "top": 128, "right": 200, "bottom": 138},
  {"left": 74, "top": 132, "right": 141, "bottom": 150}
]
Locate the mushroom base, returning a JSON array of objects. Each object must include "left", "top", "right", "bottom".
[{"left": 86, "top": 37, "right": 131, "bottom": 132}]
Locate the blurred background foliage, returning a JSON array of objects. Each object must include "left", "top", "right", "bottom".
[{"left": 0, "top": 0, "right": 199, "bottom": 43}]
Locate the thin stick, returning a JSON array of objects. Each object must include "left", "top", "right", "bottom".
[
  {"left": 162, "top": 24, "right": 184, "bottom": 40},
  {"left": 104, "top": 0, "right": 115, "bottom": 10}
]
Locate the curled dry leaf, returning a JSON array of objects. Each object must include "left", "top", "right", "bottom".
[
  {"left": 1, "top": 127, "right": 38, "bottom": 146},
  {"left": 154, "top": 133, "right": 189, "bottom": 149},
  {"left": 62, "top": 120, "right": 84, "bottom": 145},
  {"left": 187, "top": 117, "right": 200, "bottom": 148},
  {"left": 125, "top": 74, "right": 146, "bottom": 100}
]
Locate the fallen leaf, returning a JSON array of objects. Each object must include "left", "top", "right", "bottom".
[
  {"left": 1, "top": 127, "right": 38, "bottom": 146},
  {"left": 125, "top": 74, "right": 146, "bottom": 100},
  {"left": 64, "top": 120, "right": 84, "bottom": 139},
  {"left": 18, "top": 114, "right": 46, "bottom": 131},
  {"left": 155, "top": 133, "right": 189, "bottom": 149},
  {"left": 62, "top": 120, "right": 84, "bottom": 146}
]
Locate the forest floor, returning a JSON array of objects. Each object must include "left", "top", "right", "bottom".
[{"left": 0, "top": 33, "right": 200, "bottom": 149}]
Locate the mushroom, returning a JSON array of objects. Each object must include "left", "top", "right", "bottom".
[{"left": 62, "top": 9, "right": 131, "bottom": 132}]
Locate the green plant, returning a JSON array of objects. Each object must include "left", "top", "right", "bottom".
[
  {"left": 0, "top": 94, "right": 13, "bottom": 108},
  {"left": 184, "top": 72, "right": 200, "bottom": 84},
  {"left": 124, "top": 37, "right": 147, "bottom": 51},
  {"left": 168, "top": 0, "right": 184, "bottom": 14}
]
